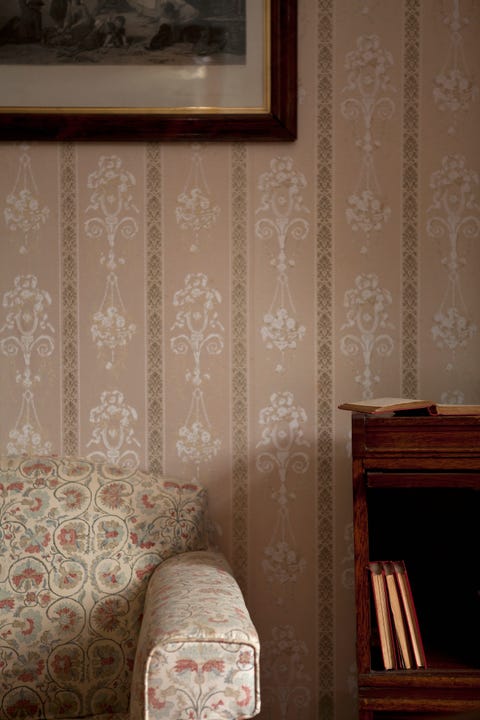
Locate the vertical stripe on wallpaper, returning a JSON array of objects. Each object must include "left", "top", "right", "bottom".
[
  {"left": 146, "top": 143, "right": 164, "bottom": 475},
  {"left": 60, "top": 143, "right": 79, "bottom": 456},
  {"left": 317, "top": 0, "right": 334, "bottom": 718},
  {"left": 231, "top": 143, "right": 248, "bottom": 595},
  {"left": 402, "top": 0, "right": 420, "bottom": 398}
]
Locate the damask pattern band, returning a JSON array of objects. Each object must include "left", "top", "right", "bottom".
[
  {"left": 231, "top": 143, "right": 248, "bottom": 595},
  {"left": 317, "top": 0, "right": 334, "bottom": 717},
  {"left": 61, "top": 143, "right": 79, "bottom": 456},
  {"left": 146, "top": 143, "right": 164, "bottom": 476},
  {"left": 402, "top": 0, "right": 420, "bottom": 398}
]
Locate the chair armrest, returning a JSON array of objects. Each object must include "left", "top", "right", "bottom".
[{"left": 130, "top": 550, "right": 260, "bottom": 719}]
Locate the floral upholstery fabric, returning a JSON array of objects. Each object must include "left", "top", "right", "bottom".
[
  {"left": 0, "top": 455, "right": 209, "bottom": 719},
  {"left": 130, "top": 551, "right": 260, "bottom": 719}
]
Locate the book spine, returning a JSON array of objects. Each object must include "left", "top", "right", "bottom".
[
  {"left": 392, "top": 560, "right": 427, "bottom": 668},
  {"left": 369, "top": 561, "right": 396, "bottom": 670},
  {"left": 382, "top": 561, "right": 413, "bottom": 669}
]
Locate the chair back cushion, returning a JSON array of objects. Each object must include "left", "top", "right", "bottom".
[{"left": 0, "top": 456, "right": 208, "bottom": 719}]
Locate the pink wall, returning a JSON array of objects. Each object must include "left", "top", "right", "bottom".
[{"left": 1, "top": 1, "right": 479, "bottom": 717}]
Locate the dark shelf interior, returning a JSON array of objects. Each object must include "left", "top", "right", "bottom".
[
  {"left": 367, "top": 485, "right": 480, "bottom": 672},
  {"left": 373, "top": 715, "right": 480, "bottom": 720}
]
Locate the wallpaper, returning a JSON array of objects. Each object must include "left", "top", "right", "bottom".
[{"left": 1, "top": 1, "right": 479, "bottom": 719}]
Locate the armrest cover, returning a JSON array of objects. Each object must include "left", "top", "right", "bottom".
[{"left": 130, "top": 550, "right": 260, "bottom": 719}]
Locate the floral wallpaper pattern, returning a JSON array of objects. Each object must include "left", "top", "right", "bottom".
[
  {"left": 341, "top": 33, "right": 395, "bottom": 252},
  {"left": 170, "top": 272, "right": 224, "bottom": 475},
  {"left": 427, "top": 154, "right": 478, "bottom": 362},
  {"left": 0, "top": 274, "right": 55, "bottom": 454},
  {"left": 0, "top": 2, "right": 479, "bottom": 719}
]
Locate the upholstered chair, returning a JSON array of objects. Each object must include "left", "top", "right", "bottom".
[{"left": 0, "top": 455, "right": 260, "bottom": 719}]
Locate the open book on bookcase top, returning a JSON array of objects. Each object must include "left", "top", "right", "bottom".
[{"left": 338, "top": 397, "right": 480, "bottom": 415}]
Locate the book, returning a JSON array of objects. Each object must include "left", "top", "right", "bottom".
[
  {"left": 382, "top": 561, "right": 413, "bottom": 669},
  {"left": 338, "top": 397, "right": 480, "bottom": 416},
  {"left": 392, "top": 560, "right": 427, "bottom": 668},
  {"left": 434, "top": 404, "right": 480, "bottom": 416},
  {"left": 368, "top": 561, "right": 396, "bottom": 670},
  {"left": 338, "top": 397, "right": 435, "bottom": 414}
]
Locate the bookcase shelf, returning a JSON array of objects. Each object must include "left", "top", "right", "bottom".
[{"left": 351, "top": 413, "right": 480, "bottom": 720}]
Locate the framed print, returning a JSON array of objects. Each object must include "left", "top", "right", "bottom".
[{"left": 0, "top": 0, "right": 296, "bottom": 141}]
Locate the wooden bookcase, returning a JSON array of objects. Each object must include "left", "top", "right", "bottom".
[{"left": 351, "top": 412, "right": 480, "bottom": 719}]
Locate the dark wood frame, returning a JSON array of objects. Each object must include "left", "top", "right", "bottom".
[{"left": 0, "top": 0, "right": 296, "bottom": 142}]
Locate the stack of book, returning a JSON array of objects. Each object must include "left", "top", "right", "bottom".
[{"left": 369, "top": 560, "right": 426, "bottom": 670}]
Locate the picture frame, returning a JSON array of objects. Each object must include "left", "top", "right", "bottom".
[{"left": 0, "top": 0, "right": 296, "bottom": 142}]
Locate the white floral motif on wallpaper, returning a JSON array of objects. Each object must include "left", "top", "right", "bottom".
[
  {"left": 170, "top": 273, "right": 224, "bottom": 476},
  {"left": 340, "top": 273, "right": 394, "bottom": 398},
  {"left": 356, "top": 0, "right": 381, "bottom": 15},
  {"left": 86, "top": 389, "right": 140, "bottom": 469},
  {"left": 262, "top": 625, "right": 311, "bottom": 719},
  {"left": 255, "top": 157, "right": 308, "bottom": 374},
  {"left": 3, "top": 145, "right": 49, "bottom": 255},
  {"left": 175, "top": 145, "right": 220, "bottom": 253},
  {"left": 341, "top": 35, "right": 395, "bottom": 252},
  {"left": 85, "top": 155, "right": 138, "bottom": 370},
  {"left": 441, "top": 389, "right": 465, "bottom": 404},
  {"left": 427, "top": 154, "right": 478, "bottom": 363},
  {"left": 0, "top": 275, "right": 54, "bottom": 454},
  {"left": 256, "top": 391, "right": 309, "bottom": 595},
  {"left": 433, "top": 0, "right": 479, "bottom": 135}
]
